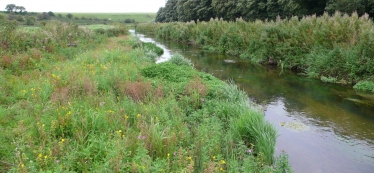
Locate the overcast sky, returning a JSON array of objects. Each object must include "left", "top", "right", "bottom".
[{"left": 1, "top": 0, "right": 166, "bottom": 13}]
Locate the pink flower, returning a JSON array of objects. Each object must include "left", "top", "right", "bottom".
[{"left": 247, "top": 149, "right": 252, "bottom": 154}]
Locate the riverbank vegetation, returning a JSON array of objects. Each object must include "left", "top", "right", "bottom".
[
  {"left": 137, "top": 12, "right": 374, "bottom": 92},
  {"left": 155, "top": 0, "right": 374, "bottom": 22},
  {"left": 0, "top": 19, "right": 290, "bottom": 172}
]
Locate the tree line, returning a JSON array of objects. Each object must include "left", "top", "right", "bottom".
[{"left": 156, "top": 0, "right": 374, "bottom": 22}]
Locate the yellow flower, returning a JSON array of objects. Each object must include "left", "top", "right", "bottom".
[
  {"left": 21, "top": 164, "right": 25, "bottom": 167},
  {"left": 187, "top": 156, "right": 192, "bottom": 160},
  {"left": 167, "top": 153, "right": 170, "bottom": 157},
  {"left": 221, "top": 160, "right": 226, "bottom": 164},
  {"left": 38, "top": 154, "right": 42, "bottom": 158},
  {"left": 137, "top": 114, "right": 141, "bottom": 118},
  {"left": 44, "top": 155, "right": 48, "bottom": 159},
  {"left": 125, "top": 115, "right": 129, "bottom": 119},
  {"left": 212, "top": 156, "right": 216, "bottom": 159},
  {"left": 220, "top": 167, "right": 224, "bottom": 171},
  {"left": 61, "top": 138, "right": 65, "bottom": 142}
]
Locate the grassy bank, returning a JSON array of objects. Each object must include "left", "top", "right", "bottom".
[
  {"left": 137, "top": 12, "right": 374, "bottom": 92},
  {"left": 0, "top": 11, "right": 156, "bottom": 25},
  {"left": 0, "top": 20, "right": 290, "bottom": 172}
]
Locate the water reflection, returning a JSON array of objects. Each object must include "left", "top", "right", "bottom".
[{"left": 133, "top": 31, "right": 374, "bottom": 173}]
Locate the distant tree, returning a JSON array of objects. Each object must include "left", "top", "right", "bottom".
[
  {"left": 75, "top": 17, "right": 79, "bottom": 20},
  {"left": 18, "top": 6, "right": 26, "bottom": 13},
  {"left": 124, "top": 18, "right": 135, "bottom": 23},
  {"left": 37, "top": 12, "right": 51, "bottom": 20},
  {"left": 326, "top": 0, "right": 366, "bottom": 15},
  {"left": 5, "top": 4, "right": 16, "bottom": 13},
  {"left": 26, "top": 16, "right": 36, "bottom": 25},
  {"left": 15, "top": 6, "right": 20, "bottom": 13},
  {"left": 66, "top": 13, "right": 73, "bottom": 19},
  {"left": 58, "top": 14, "right": 62, "bottom": 18},
  {"left": 155, "top": 7, "right": 166, "bottom": 22},
  {"left": 163, "top": 0, "right": 178, "bottom": 22},
  {"left": 48, "top": 11, "right": 55, "bottom": 17}
]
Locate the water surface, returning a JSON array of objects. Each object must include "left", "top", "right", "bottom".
[{"left": 132, "top": 30, "right": 374, "bottom": 173}]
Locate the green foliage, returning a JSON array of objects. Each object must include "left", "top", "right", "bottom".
[
  {"left": 0, "top": 27, "right": 290, "bottom": 172},
  {"left": 169, "top": 53, "right": 193, "bottom": 67},
  {"left": 139, "top": 12, "right": 374, "bottom": 84},
  {"left": 155, "top": 0, "right": 374, "bottom": 22},
  {"left": 320, "top": 76, "right": 338, "bottom": 83},
  {"left": 353, "top": 81, "right": 374, "bottom": 92},
  {"left": 141, "top": 62, "right": 195, "bottom": 83},
  {"left": 66, "top": 13, "right": 73, "bottom": 19},
  {"left": 142, "top": 42, "right": 164, "bottom": 56}
]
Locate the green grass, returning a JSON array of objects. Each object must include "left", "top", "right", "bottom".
[
  {"left": 0, "top": 11, "right": 156, "bottom": 26},
  {"left": 58, "top": 13, "right": 156, "bottom": 22},
  {"left": 0, "top": 20, "right": 290, "bottom": 172}
]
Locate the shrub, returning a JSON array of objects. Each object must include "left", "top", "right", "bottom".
[
  {"left": 169, "top": 53, "right": 193, "bottom": 67},
  {"left": 142, "top": 42, "right": 164, "bottom": 56},
  {"left": 353, "top": 81, "right": 374, "bottom": 92},
  {"left": 320, "top": 76, "right": 338, "bottom": 83}
]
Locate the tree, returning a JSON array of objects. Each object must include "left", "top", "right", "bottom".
[
  {"left": 5, "top": 4, "right": 16, "bottom": 13},
  {"left": 18, "top": 6, "right": 26, "bottom": 13},
  {"left": 155, "top": 7, "right": 166, "bottom": 22},
  {"left": 326, "top": 0, "right": 366, "bottom": 15},
  {"left": 26, "top": 16, "right": 36, "bottom": 25},
  {"left": 58, "top": 14, "right": 62, "bottom": 18},
  {"left": 66, "top": 13, "right": 73, "bottom": 19},
  {"left": 48, "top": 11, "right": 55, "bottom": 17}
]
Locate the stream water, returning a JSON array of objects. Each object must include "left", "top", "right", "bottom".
[{"left": 131, "top": 30, "right": 374, "bottom": 173}]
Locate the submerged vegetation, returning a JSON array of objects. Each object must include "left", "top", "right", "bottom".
[
  {"left": 138, "top": 12, "right": 374, "bottom": 92},
  {"left": 0, "top": 19, "right": 290, "bottom": 172}
]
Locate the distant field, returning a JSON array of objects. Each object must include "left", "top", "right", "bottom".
[
  {"left": 56, "top": 13, "right": 156, "bottom": 23},
  {"left": 0, "top": 11, "right": 156, "bottom": 26}
]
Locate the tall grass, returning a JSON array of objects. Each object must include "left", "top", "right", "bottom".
[
  {"left": 138, "top": 12, "right": 374, "bottom": 88},
  {"left": 0, "top": 20, "right": 290, "bottom": 172}
]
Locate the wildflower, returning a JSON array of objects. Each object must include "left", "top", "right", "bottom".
[
  {"left": 220, "top": 167, "right": 224, "bottom": 171},
  {"left": 21, "top": 164, "right": 25, "bottom": 167},
  {"left": 125, "top": 115, "right": 129, "bottom": 119},
  {"left": 137, "top": 114, "right": 141, "bottom": 118},
  {"left": 221, "top": 160, "right": 226, "bottom": 164},
  {"left": 137, "top": 135, "right": 146, "bottom": 139},
  {"left": 38, "top": 154, "right": 42, "bottom": 158},
  {"left": 187, "top": 156, "right": 192, "bottom": 160},
  {"left": 167, "top": 153, "right": 170, "bottom": 157},
  {"left": 247, "top": 149, "right": 252, "bottom": 154},
  {"left": 61, "top": 138, "right": 65, "bottom": 142},
  {"left": 44, "top": 155, "right": 48, "bottom": 159},
  {"left": 212, "top": 156, "right": 216, "bottom": 159}
]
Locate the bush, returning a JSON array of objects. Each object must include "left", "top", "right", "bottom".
[
  {"left": 169, "top": 53, "right": 193, "bottom": 67},
  {"left": 142, "top": 42, "right": 163, "bottom": 56},
  {"left": 353, "top": 81, "right": 374, "bottom": 92}
]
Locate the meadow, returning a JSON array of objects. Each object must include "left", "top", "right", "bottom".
[
  {"left": 0, "top": 11, "right": 156, "bottom": 25},
  {"left": 0, "top": 19, "right": 290, "bottom": 172},
  {"left": 137, "top": 12, "right": 374, "bottom": 93}
]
